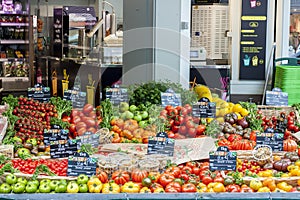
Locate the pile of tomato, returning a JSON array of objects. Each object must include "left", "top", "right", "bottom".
[
  {"left": 160, "top": 104, "right": 206, "bottom": 139},
  {"left": 10, "top": 158, "right": 68, "bottom": 176}
]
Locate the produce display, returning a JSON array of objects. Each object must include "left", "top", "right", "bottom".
[{"left": 1, "top": 81, "right": 300, "bottom": 196}]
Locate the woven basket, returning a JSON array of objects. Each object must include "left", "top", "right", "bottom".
[
  {"left": 243, "top": 176, "right": 300, "bottom": 187},
  {"left": 257, "top": 105, "right": 295, "bottom": 118}
]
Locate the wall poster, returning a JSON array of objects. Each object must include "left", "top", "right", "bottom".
[{"left": 239, "top": 0, "right": 268, "bottom": 80}]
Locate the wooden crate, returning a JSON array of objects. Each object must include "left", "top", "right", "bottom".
[
  {"left": 257, "top": 105, "right": 295, "bottom": 118},
  {"left": 0, "top": 145, "right": 14, "bottom": 159}
]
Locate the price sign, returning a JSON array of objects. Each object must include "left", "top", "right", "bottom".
[
  {"left": 67, "top": 152, "right": 97, "bottom": 177},
  {"left": 63, "top": 90, "right": 86, "bottom": 108},
  {"left": 44, "top": 126, "right": 68, "bottom": 146},
  {"left": 209, "top": 146, "right": 237, "bottom": 171},
  {"left": 28, "top": 84, "right": 51, "bottom": 102},
  {"left": 76, "top": 132, "right": 100, "bottom": 148},
  {"left": 256, "top": 130, "right": 284, "bottom": 152},
  {"left": 161, "top": 89, "right": 182, "bottom": 107},
  {"left": 147, "top": 132, "right": 175, "bottom": 156},
  {"left": 266, "top": 88, "right": 288, "bottom": 106},
  {"left": 192, "top": 97, "right": 216, "bottom": 118},
  {"left": 105, "top": 88, "right": 129, "bottom": 106},
  {"left": 50, "top": 139, "right": 80, "bottom": 159}
]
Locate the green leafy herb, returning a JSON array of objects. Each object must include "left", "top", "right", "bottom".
[
  {"left": 239, "top": 101, "right": 263, "bottom": 132},
  {"left": 32, "top": 164, "right": 56, "bottom": 180},
  {"left": 0, "top": 163, "right": 17, "bottom": 175},
  {"left": 99, "top": 99, "right": 113, "bottom": 129},
  {"left": 50, "top": 117, "right": 70, "bottom": 129},
  {"left": 49, "top": 97, "right": 72, "bottom": 119},
  {"left": 0, "top": 154, "right": 11, "bottom": 165},
  {"left": 204, "top": 119, "right": 221, "bottom": 138},
  {"left": 80, "top": 144, "right": 98, "bottom": 155},
  {"left": 2, "top": 94, "right": 18, "bottom": 109}
]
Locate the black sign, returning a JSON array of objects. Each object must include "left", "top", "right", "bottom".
[
  {"left": 239, "top": 0, "right": 268, "bottom": 80},
  {"left": 50, "top": 139, "right": 80, "bottom": 159},
  {"left": 266, "top": 88, "right": 288, "bottom": 106},
  {"left": 76, "top": 132, "right": 99, "bottom": 148},
  {"left": 192, "top": 97, "right": 216, "bottom": 118},
  {"left": 147, "top": 132, "right": 175, "bottom": 156},
  {"left": 67, "top": 152, "right": 97, "bottom": 177},
  {"left": 105, "top": 88, "right": 129, "bottom": 106},
  {"left": 28, "top": 84, "right": 51, "bottom": 102},
  {"left": 161, "top": 89, "right": 182, "bottom": 107},
  {"left": 44, "top": 126, "right": 68, "bottom": 146},
  {"left": 209, "top": 146, "right": 237, "bottom": 171},
  {"left": 256, "top": 131, "right": 284, "bottom": 152},
  {"left": 63, "top": 90, "right": 86, "bottom": 108},
  {"left": 53, "top": 8, "right": 63, "bottom": 57}
]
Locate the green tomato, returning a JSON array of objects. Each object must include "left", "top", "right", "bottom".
[
  {"left": 67, "top": 182, "right": 79, "bottom": 193},
  {"left": 0, "top": 183, "right": 12, "bottom": 193},
  {"left": 12, "top": 182, "right": 25, "bottom": 194},
  {"left": 77, "top": 174, "right": 89, "bottom": 184},
  {"left": 5, "top": 173, "right": 17, "bottom": 185},
  {"left": 55, "top": 183, "right": 67, "bottom": 193},
  {"left": 17, "top": 177, "right": 27, "bottom": 186},
  {"left": 49, "top": 180, "right": 59, "bottom": 191},
  {"left": 129, "top": 105, "right": 138, "bottom": 112},
  {"left": 134, "top": 114, "right": 142, "bottom": 122},
  {"left": 39, "top": 183, "right": 51, "bottom": 193},
  {"left": 138, "top": 120, "right": 148, "bottom": 128},
  {"left": 27, "top": 180, "right": 39, "bottom": 187},
  {"left": 78, "top": 183, "right": 88, "bottom": 193},
  {"left": 40, "top": 179, "right": 51, "bottom": 186},
  {"left": 25, "top": 183, "right": 38, "bottom": 193},
  {"left": 119, "top": 102, "right": 129, "bottom": 112},
  {"left": 140, "top": 111, "right": 149, "bottom": 119}
]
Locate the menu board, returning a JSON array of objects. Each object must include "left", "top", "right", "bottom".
[
  {"left": 50, "top": 139, "right": 80, "bottom": 159},
  {"left": 147, "top": 132, "right": 175, "bottom": 156},
  {"left": 256, "top": 131, "right": 284, "bottom": 152},
  {"left": 67, "top": 152, "right": 97, "bottom": 177},
  {"left": 105, "top": 88, "right": 129, "bottom": 106},
  {"left": 63, "top": 90, "right": 86, "bottom": 108},
  {"left": 76, "top": 132, "right": 99, "bottom": 148},
  {"left": 209, "top": 146, "right": 237, "bottom": 171},
  {"left": 192, "top": 97, "right": 216, "bottom": 118},
  {"left": 239, "top": 0, "right": 268, "bottom": 80},
  {"left": 161, "top": 89, "right": 182, "bottom": 107},
  {"left": 43, "top": 125, "right": 68, "bottom": 146},
  {"left": 28, "top": 84, "right": 51, "bottom": 102},
  {"left": 266, "top": 88, "right": 288, "bottom": 106}
]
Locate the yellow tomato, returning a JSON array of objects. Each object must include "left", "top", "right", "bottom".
[
  {"left": 240, "top": 108, "right": 249, "bottom": 116},
  {"left": 196, "top": 183, "right": 208, "bottom": 193},
  {"left": 257, "top": 187, "right": 270, "bottom": 193},
  {"left": 207, "top": 182, "right": 217, "bottom": 189},
  {"left": 249, "top": 179, "right": 263, "bottom": 191},
  {"left": 153, "top": 188, "right": 165, "bottom": 193},
  {"left": 259, "top": 170, "right": 273, "bottom": 177},
  {"left": 298, "top": 179, "right": 300, "bottom": 186},
  {"left": 139, "top": 187, "right": 151, "bottom": 193},
  {"left": 295, "top": 160, "right": 300, "bottom": 167},
  {"left": 277, "top": 182, "right": 292, "bottom": 192},
  {"left": 207, "top": 188, "right": 215, "bottom": 193},
  {"left": 233, "top": 104, "right": 243, "bottom": 113},
  {"left": 213, "top": 183, "right": 226, "bottom": 193},
  {"left": 287, "top": 165, "right": 298, "bottom": 172},
  {"left": 281, "top": 173, "right": 290, "bottom": 178}
]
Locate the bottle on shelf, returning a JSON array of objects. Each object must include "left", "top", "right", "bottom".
[{"left": 36, "top": 67, "right": 42, "bottom": 84}]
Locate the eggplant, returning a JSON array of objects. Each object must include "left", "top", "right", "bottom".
[
  {"left": 237, "top": 118, "right": 249, "bottom": 129},
  {"left": 273, "top": 159, "right": 291, "bottom": 172},
  {"left": 235, "top": 125, "right": 243, "bottom": 132},
  {"left": 224, "top": 114, "right": 235, "bottom": 125}
]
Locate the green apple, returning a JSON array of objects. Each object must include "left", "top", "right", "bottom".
[
  {"left": 129, "top": 105, "right": 138, "bottom": 112},
  {"left": 17, "top": 177, "right": 28, "bottom": 186},
  {"left": 134, "top": 114, "right": 142, "bottom": 122},
  {"left": 140, "top": 111, "right": 149, "bottom": 119},
  {"left": 49, "top": 180, "right": 59, "bottom": 191},
  {"left": 78, "top": 183, "right": 88, "bottom": 193},
  {"left": 67, "top": 182, "right": 79, "bottom": 193},
  {"left": 39, "top": 183, "right": 51, "bottom": 193},
  {"left": 5, "top": 173, "right": 17, "bottom": 185},
  {"left": 25, "top": 183, "right": 38, "bottom": 193},
  {"left": 77, "top": 174, "right": 89, "bottom": 184},
  {"left": 27, "top": 180, "right": 39, "bottom": 187},
  {"left": 40, "top": 179, "right": 51, "bottom": 186},
  {"left": 17, "top": 148, "right": 31, "bottom": 158},
  {"left": 12, "top": 182, "right": 25, "bottom": 194},
  {"left": 119, "top": 102, "right": 129, "bottom": 112},
  {"left": 55, "top": 183, "right": 67, "bottom": 193},
  {"left": 13, "top": 136, "right": 23, "bottom": 143},
  {"left": 0, "top": 183, "right": 11, "bottom": 193}
]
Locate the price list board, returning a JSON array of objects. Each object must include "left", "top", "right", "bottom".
[
  {"left": 76, "top": 132, "right": 99, "bottom": 148},
  {"left": 209, "top": 146, "right": 237, "bottom": 171},
  {"left": 147, "top": 132, "right": 175, "bottom": 156},
  {"left": 50, "top": 139, "right": 80, "bottom": 159},
  {"left": 161, "top": 92, "right": 182, "bottom": 107},
  {"left": 256, "top": 132, "right": 284, "bottom": 152},
  {"left": 44, "top": 126, "right": 68, "bottom": 146},
  {"left": 63, "top": 90, "right": 86, "bottom": 108},
  {"left": 105, "top": 88, "right": 129, "bottom": 106},
  {"left": 67, "top": 152, "right": 97, "bottom": 177},
  {"left": 192, "top": 97, "right": 216, "bottom": 118}
]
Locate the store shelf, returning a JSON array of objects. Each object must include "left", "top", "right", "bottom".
[
  {"left": 0, "top": 22, "right": 29, "bottom": 26},
  {"left": 0, "top": 58, "right": 26, "bottom": 62},
  {"left": 0, "top": 40, "right": 29, "bottom": 44},
  {"left": 0, "top": 11, "right": 28, "bottom": 15}
]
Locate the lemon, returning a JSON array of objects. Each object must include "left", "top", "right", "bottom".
[
  {"left": 240, "top": 108, "right": 249, "bottom": 116},
  {"left": 233, "top": 103, "right": 243, "bottom": 113}
]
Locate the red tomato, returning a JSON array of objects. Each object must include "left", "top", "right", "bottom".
[
  {"left": 181, "top": 166, "right": 192, "bottom": 174},
  {"left": 192, "top": 167, "right": 201, "bottom": 175},
  {"left": 73, "top": 116, "right": 81, "bottom": 124},
  {"left": 165, "top": 182, "right": 182, "bottom": 193},
  {"left": 186, "top": 120, "right": 195, "bottom": 129},
  {"left": 202, "top": 176, "right": 213, "bottom": 185},
  {"left": 178, "top": 126, "right": 187, "bottom": 135},
  {"left": 112, "top": 171, "right": 130, "bottom": 185},
  {"left": 181, "top": 183, "right": 197, "bottom": 193},
  {"left": 171, "top": 125, "right": 180, "bottom": 133},
  {"left": 82, "top": 104, "right": 94, "bottom": 115},
  {"left": 159, "top": 173, "right": 175, "bottom": 187},
  {"left": 165, "top": 166, "right": 181, "bottom": 178},
  {"left": 187, "top": 127, "right": 197, "bottom": 137},
  {"left": 196, "top": 124, "right": 206, "bottom": 135},
  {"left": 82, "top": 117, "right": 96, "bottom": 128},
  {"left": 184, "top": 104, "right": 192, "bottom": 114},
  {"left": 69, "top": 124, "right": 76, "bottom": 133}
]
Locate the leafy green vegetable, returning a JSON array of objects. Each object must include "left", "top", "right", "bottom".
[
  {"left": 32, "top": 164, "right": 56, "bottom": 180},
  {"left": 50, "top": 117, "right": 70, "bottom": 129},
  {"left": 99, "top": 99, "right": 113, "bottom": 129},
  {"left": 204, "top": 119, "right": 221, "bottom": 138},
  {"left": 80, "top": 144, "right": 98, "bottom": 155},
  {"left": 49, "top": 97, "right": 72, "bottom": 119},
  {"left": 239, "top": 101, "right": 263, "bottom": 131},
  {"left": 0, "top": 163, "right": 18, "bottom": 175},
  {"left": 2, "top": 94, "right": 18, "bottom": 109}
]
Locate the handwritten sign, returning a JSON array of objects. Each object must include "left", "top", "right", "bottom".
[
  {"left": 67, "top": 152, "right": 97, "bottom": 177},
  {"left": 76, "top": 132, "right": 99, "bottom": 148},
  {"left": 44, "top": 125, "right": 68, "bottom": 146},
  {"left": 161, "top": 89, "right": 182, "bottom": 107},
  {"left": 105, "top": 88, "right": 129, "bottom": 106},
  {"left": 63, "top": 90, "right": 86, "bottom": 108},
  {"left": 266, "top": 88, "right": 288, "bottom": 106},
  {"left": 256, "top": 131, "right": 284, "bottom": 152},
  {"left": 209, "top": 146, "right": 237, "bottom": 171},
  {"left": 147, "top": 132, "right": 175, "bottom": 156},
  {"left": 28, "top": 84, "right": 51, "bottom": 102},
  {"left": 50, "top": 139, "right": 80, "bottom": 159},
  {"left": 192, "top": 97, "right": 216, "bottom": 118}
]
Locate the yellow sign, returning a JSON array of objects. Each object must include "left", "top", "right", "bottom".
[
  {"left": 241, "top": 41, "right": 255, "bottom": 45},
  {"left": 241, "top": 16, "right": 267, "bottom": 21},
  {"left": 241, "top": 30, "right": 255, "bottom": 33}
]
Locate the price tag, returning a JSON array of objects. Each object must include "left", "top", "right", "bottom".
[
  {"left": 63, "top": 90, "right": 86, "bottom": 108},
  {"left": 266, "top": 88, "right": 288, "bottom": 106},
  {"left": 209, "top": 146, "right": 237, "bottom": 171},
  {"left": 44, "top": 126, "right": 68, "bottom": 146},
  {"left": 161, "top": 89, "right": 182, "bottom": 107},
  {"left": 28, "top": 84, "right": 51, "bottom": 102},
  {"left": 76, "top": 132, "right": 100, "bottom": 148},
  {"left": 147, "top": 132, "right": 175, "bottom": 156},
  {"left": 67, "top": 152, "right": 97, "bottom": 177},
  {"left": 192, "top": 97, "right": 216, "bottom": 118},
  {"left": 256, "top": 129, "right": 284, "bottom": 152},
  {"left": 50, "top": 139, "right": 81, "bottom": 159},
  {"left": 105, "top": 88, "right": 129, "bottom": 106}
]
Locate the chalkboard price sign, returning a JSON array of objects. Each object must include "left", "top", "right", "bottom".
[
  {"left": 44, "top": 127, "right": 69, "bottom": 146},
  {"left": 67, "top": 152, "right": 97, "bottom": 177},
  {"left": 76, "top": 132, "right": 100, "bottom": 148},
  {"left": 209, "top": 146, "right": 237, "bottom": 171},
  {"left": 192, "top": 97, "right": 216, "bottom": 118},
  {"left": 28, "top": 84, "right": 51, "bottom": 102},
  {"left": 266, "top": 88, "right": 288, "bottom": 106},
  {"left": 50, "top": 139, "right": 81, "bottom": 159},
  {"left": 63, "top": 90, "right": 86, "bottom": 108},
  {"left": 256, "top": 131, "right": 284, "bottom": 152},
  {"left": 161, "top": 89, "right": 182, "bottom": 107},
  {"left": 105, "top": 88, "right": 129, "bottom": 106},
  {"left": 147, "top": 132, "right": 175, "bottom": 156}
]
